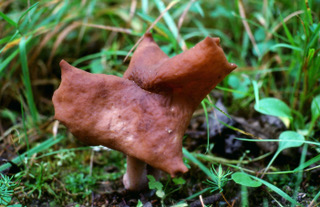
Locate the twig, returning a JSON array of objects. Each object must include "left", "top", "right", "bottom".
[
  {"left": 48, "top": 21, "right": 82, "bottom": 68},
  {"left": 221, "top": 191, "right": 232, "bottom": 207},
  {"left": 177, "top": 0, "right": 196, "bottom": 51},
  {"left": 308, "top": 199, "right": 318, "bottom": 207},
  {"left": 82, "top": 23, "right": 132, "bottom": 34},
  {"left": 266, "top": 190, "right": 282, "bottom": 206},
  {"left": 231, "top": 199, "right": 236, "bottom": 207},
  {"left": 30, "top": 24, "right": 61, "bottom": 64},
  {"left": 123, "top": 0, "right": 179, "bottom": 62},
  {"left": 199, "top": 195, "right": 205, "bottom": 207},
  {"left": 196, "top": 151, "right": 272, "bottom": 165},
  {"left": 178, "top": 0, "right": 195, "bottom": 30},
  {"left": 266, "top": 10, "right": 304, "bottom": 40},
  {"left": 129, "top": 0, "right": 137, "bottom": 20},
  {"left": 238, "top": 0, "right": 261, "bottom": 57}
]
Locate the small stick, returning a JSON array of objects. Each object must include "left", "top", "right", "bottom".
[
  {"left": 199, "top": 195, "right": 205, "bottom": 207},
  {"left": 238, "top": 0, "right": 261, "bottom": 57},
  {"left": 123, "top": 0, "right": 179, "bottom": 62},
  {"left": 221, "top": 191, "right": 232, "bottom": 207},
  {"left": 266, "top": 10, "right": 304, "bottom": 40},
  {"left": 129, "top": 0, "right": 137, "bottom": 20},
  {"left": 177, "top": 0, "right": 195, "bottom": 51},
  {"left": 82, "top": 23, "right": 132, "bottom": 34}
]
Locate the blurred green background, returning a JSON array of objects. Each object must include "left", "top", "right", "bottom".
[{"left": 0, "top": 0, "right": 319, "bottom": 206}]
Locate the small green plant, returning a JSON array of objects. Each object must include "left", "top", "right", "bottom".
[
  {"left": 254, "top": 97, "right": 292, "bottom": 127},
  {"left": 231, "top": 172, "right": 262, "bottom": 188},
  {"left": 204, "top": 164, "right": 233, "bottom": 207},
  {"left": 0, "top": 174, "right": 22, "bottom": 207},
  {"left": 147, "top": 175, "right": 187, "bottom": 207},
  {"left": 64, "top": 172, "right": 96, "bottom": 198},
  {"left": 24, "top": 161, "right": 58, "bottom": 199},
  {"left": 205, "top": 164, "right": 232, "bottom": 193},
  {"left": 136, "top": 200, "right": 143, "bottom": 207},
  {"left": 54, "top": 151, "right": 76, "bottom": 166},
  {"left": 227, "top": 74, "right": 251, "bottom": 99},
  {"left": 147, "top": 175, "right": 165, "bottom": 206},
  {"left": 231, "top": 171, "right": 299, "bottom": 205},
  {"left": 262, "top": 131, "right": 305, "bottom": 176}
]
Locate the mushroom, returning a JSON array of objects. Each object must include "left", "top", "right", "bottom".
[{"left": 52, "top": 33, "right": 236, "bottom": 191}]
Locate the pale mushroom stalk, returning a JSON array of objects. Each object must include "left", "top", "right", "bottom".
[
  {"left": 123, "top": 155, "right": 148, "bottom": 191},
  {"left": 123, "top": 156, "right": 162, "bottom": 191}
]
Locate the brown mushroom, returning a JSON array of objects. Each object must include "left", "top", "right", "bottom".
[{"left": 52, "top": 33, "right": 236, "bottom": 191}]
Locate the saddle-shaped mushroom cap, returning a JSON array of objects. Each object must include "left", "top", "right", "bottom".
[{"left": 52, "top": 33, "right": 236, "bottom": 190}]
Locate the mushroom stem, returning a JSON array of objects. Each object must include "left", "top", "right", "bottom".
[{"left": 123, "top": 155, "right": 148, "bottom": 191}]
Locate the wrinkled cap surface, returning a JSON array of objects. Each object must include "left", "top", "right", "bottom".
[{"left": 52, "top": 33, "right": 236, "bottom": 177}]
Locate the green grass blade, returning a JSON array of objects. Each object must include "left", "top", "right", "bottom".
[
  {"left": 307, "top": 23, "right": 320, "bottom": 48},
  {"left": 201, "top": 101, "right": 210, "bottom": 153},
  {"left": 182, "top": 148, "right": 212, "bottom": 178},
  {"left": 303, "top": 0, "right": 313, "bottom": 25},
  {"left": 0, "top": 48, "right": 19, "bottom": 77},
  {"left": 193, "top": 19, "right": 210, "bottom": 37},
  {"left": 194, "top": 1, "right": 204, "bottom": 17},
  {"left": 153, "top": 0, "right": 186, "bottom": 49},
  {"left": 0, "top": 11, "right": 18, "bottom": 27},
  {"left": 294, "top": 151, "right": 320, "bottom": 171},
  {"left": 263, "top": 150, "right": 281, "bottom": 175},
  {"left": 291, "top": 144, "right": 308, "bottom": 207},
  {"left": 0, "top": 135, "right": 65, "bottom": 172},
  {"left": 17, "top": 2, "right": 40, "bottom": 25},
  {"left": 137, "top": 12, "right": 173, "bottom": 38},
  {"left": 34, "top": 147, "right": 92, "bottom": 159},
  {"left": 177, "top": 188, "right": 210, "bottom": 204},
  {"left": 252, "top": 80, "right": 260, "bottom": 108},
  {"left": 54, "top": 0, "right": 69, "bottom": 26},
  {"left": 212, "top": 104, "right": 232, "bottom": 120},
  {"left": 72, "top": 50, "right": 129, "bottom": 67},
  {"left": 269, "top": 43, "right": 303, "bottom": 52},
  {"left": 20, "top": 96, "right": 30, "bottom": 153},
  {"left": 0, "top": 30, "right": 20, "bottom": 54},
  {"left": 235, "top": 138, "right": 320, "bottom": 146},
  {"left": 202, "top": 97, "right": 232, "bottom": 119},
  {"left": 249, "top": 175, "right": 298, "bottom": 205},
  {"left": 279, "top": 13, "right": 295, "bottom": 46},
  {"left": 216, "top": 85, "right": 251, "bottom": 98},
  {"left": 142, "top": 0, "right": 148, "bottom": 14},
  {"left": 0, "top": 36, "right": 12, "bottom": 45},
  {"left": 19, "top": 37, "right": 39, "bottom": 124},
  {"left": 311, "top": 190, "right": 320, "bottom": 206}
]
